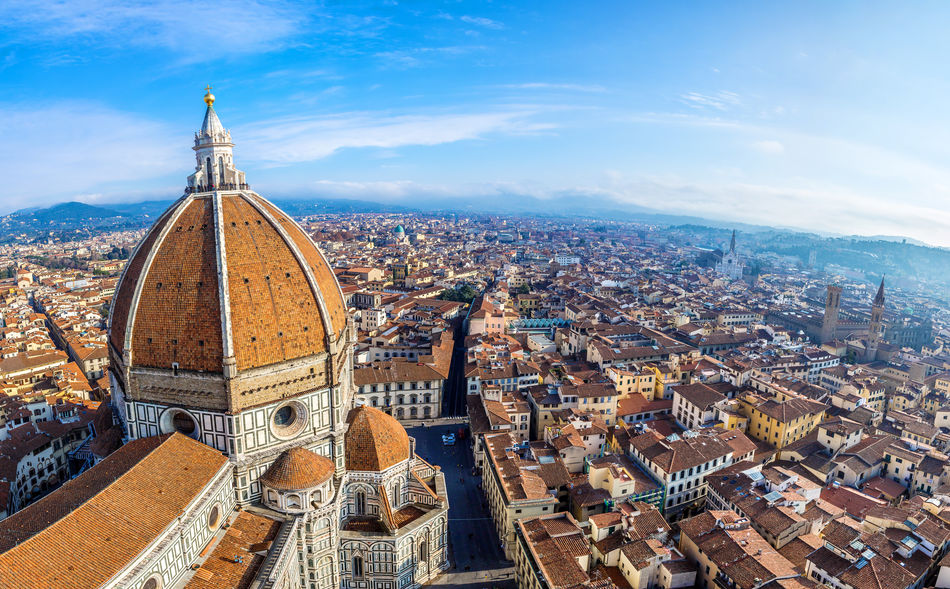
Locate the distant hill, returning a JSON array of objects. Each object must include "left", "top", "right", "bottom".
[
  {"left": 11, "top": 201, "right": 126, "bottom": 223},
  {"left": 270, "top": 197, "right": 416, "bottom": 216},
  {"left": 0, "top": 201, "right": 146, "bottom": 243},
  {"left": 0, "top": 196, "right": 415, "bottom": 244},
  {"left": 108, "top": 200, "right": 175, "bottom": 218}
]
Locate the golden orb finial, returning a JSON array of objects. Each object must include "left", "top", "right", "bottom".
[{"left": 203, "top": 84, "right": 215, "bottom": 107}]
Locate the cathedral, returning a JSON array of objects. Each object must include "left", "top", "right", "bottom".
[
  {"left": 0, "top": 90, "right": 450, "bottom": 589},
  {"left": 715, "top": 230, "right": 744, "bottom": 280}
]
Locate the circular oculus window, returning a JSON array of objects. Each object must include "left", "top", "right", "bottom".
[
  {"left": 208, "top": 503, "right": 223, "bottom": 529},
  {"left": 269, "top": 401, "right": 308, "bottom": 440},
  {"left": 159, "top": 408, "right": 199, "bottom": 438}
]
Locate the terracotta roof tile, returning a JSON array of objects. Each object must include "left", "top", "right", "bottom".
[
  {"left": 185, "top": 510, "right": 282, "bottom": 589},
  {"left": 0, "top": 433, "right": 228, "bottom": 589},
  {"left": 260, "top": 446, "right": 334, "bottom": 491},
  {"left": 345, "top": 406, "right": 410, "bottom": 471}
]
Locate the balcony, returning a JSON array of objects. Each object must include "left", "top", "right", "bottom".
[{"left": 186, "top": 182, "right": 250, "bottom": 194}]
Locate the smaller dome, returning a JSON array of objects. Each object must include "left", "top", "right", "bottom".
[
  {"left": 345, "top": 406, "right": 410, "bottom": 471},
  {"left": 260, "top": 446, "right": 334, "bottom": 491},
  {"left": 394, "top": 225, "right": 405, "bottom": 234}
]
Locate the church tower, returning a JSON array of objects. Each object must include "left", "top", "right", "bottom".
[
  {"left": 715, "top": 229, "right": 744, "bottom": 280},
  {"left": 865, "top": 277, "right": 885, "bottom": 362},
  {"left": 108, "top": 88, "right": 354, "bottom": 504},
  {"left": 820, "top": 284, "right": 842, "bottom": 344}
]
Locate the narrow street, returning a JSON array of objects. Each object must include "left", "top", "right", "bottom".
[
  {"left": 409, "top": 423, "right": 516, "bottom": 589},
  {"left": 441, "top": 316, "right": 469, "bottom": 418}
]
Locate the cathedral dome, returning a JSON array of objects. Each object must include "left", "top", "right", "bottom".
[
  {"left": 345, "top": 406, "right": 410, "bottom": 471},
  {"left": 109, "top": 191, "right": 347, "bottom": 375},
  {"left": 260, "top": 446, "right": 335, "bottom": 491}
]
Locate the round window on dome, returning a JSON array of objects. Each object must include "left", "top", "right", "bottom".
[
  {"left": 270, "top": 401, "right": 308, "bottom": 440},
  {"left": 208, "top": 503, "right": 222, "bottom": 529},
  {"left": 159, "top": 408, "right": 199, "bottom": 438},
  {"left": 141, "top": 574, "right": 163, "bottom": 589}
]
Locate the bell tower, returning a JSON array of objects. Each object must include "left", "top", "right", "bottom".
[
  {"left": 820, "top": 284, "right": 841, "bottom": 344},
  {"left": 865, "top": 277, "right": 885, "bottom": 362}
]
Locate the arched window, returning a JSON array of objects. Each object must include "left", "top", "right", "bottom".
[
  {"left": 410, "top": 394, "right": 417, "bottom": 404},
  {"left": 396, "top": 408, "right": 404, "bottom": 419},
  {"left": 287, "top": 494, "right": 301, "bottom": 509},
  {"left": 355, "top": 490, "right": 366, "bottom": 515},
  {"left": 267, "top": 489, "right": 278, "bottom": 504},
  {"left": 205, "top": 157, "right": 212, "bottom": 187},
  {"left": 352, "top": 556, "right": 364, "bottom": 577},
  {"left": 410, "top": 407, "right": 418, "bottom": 418},
  {"left": 423, "top": 406, "right": 431, "bottom": 417},
  {"left": 392, "top": 481, "right": 401, "bottom": 507},
  {"left": 371, "top": 397, "right": 378, "bottom": 407},
  {"left": 318, "top": 556, "right": 334, "bottom": 588},
  {"left": 218, "top": 156, "right": 225, "bottom": 185},
  {"left": 419, "top": 539, "right": 428, "bottom": 562}
]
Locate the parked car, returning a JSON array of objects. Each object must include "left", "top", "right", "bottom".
[{"left": 442, "top": 433, "right": 456, "bottom": 446}]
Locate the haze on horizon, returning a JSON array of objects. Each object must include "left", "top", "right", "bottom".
[{"left": 1, "top": 1, "right": 949, "bottom": 245}]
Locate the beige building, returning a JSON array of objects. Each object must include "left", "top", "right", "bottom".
[
  {"left": 482, "top": 432, "right": 560, "bottom": 558},
  {"left": 514, "top": 513, "right": 593, "bottom": 589},
  {"left": 354, "top": 359, "right": 446, "bottom": 420}
]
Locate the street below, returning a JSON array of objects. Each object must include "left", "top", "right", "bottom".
[{"left": 408, "top": 422, "right": 516, "bottom": 589}]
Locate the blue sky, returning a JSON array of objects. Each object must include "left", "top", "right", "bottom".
[{"left": 2, "top": 1, "right": 950, "bottom": 244}]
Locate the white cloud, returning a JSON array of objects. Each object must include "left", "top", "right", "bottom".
[
  {"left": 0, "top": 101, "right": 183, "bottom": 212},
  {"left": 0, "top": 0, "right": 311, "bottom": 60},
  {"left": 374, "top": 45, "right": 487, "bottom": 69},
  {"left": 238, "top": 109, "right": 551, "bottom": 163},
  {"left": 460, "top": 15, "right": 504, "bottom": 29},
  {"left": 503, "top": 82, "right": 607, "bottom": 93},
  {"left": 596, "top": 174, "right": 950, "bottom": 245},
  {"left": 752, "top": 140, "right": 785, "bottom": 154},
  {"left": 679, "top": 91, "right": 742, "bottom": 111}
]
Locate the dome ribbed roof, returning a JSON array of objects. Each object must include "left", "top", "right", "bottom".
[
  {"left": 109, "top": 191, "right": 347, "bottom": 374},
  {"left": 260, "top": 446, "right": 335, "bottom": 491},
  {"left": 345, "top": 406, "right": 410, "bottom": 472}
]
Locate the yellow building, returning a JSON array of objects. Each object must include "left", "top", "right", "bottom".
[
  {"left": 839, "top": 378, "right": 886, "bottom": 412},
  {"left": 739, "top": 392, "right": 827, "bottom": 449},
  {"left": 643, "top": 364, "right": 682, "bottom": 400},
  {"left": 716, "top": 399, "right": 749, "bottom": 431},
  {"left": 606, "top": 366, "right": 656, "bottom": 400},
  {"left": 935, "top": 373, "right": 950, "bottom": 396}
]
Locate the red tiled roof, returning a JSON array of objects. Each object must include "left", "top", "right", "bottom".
[
  {"left": 260, "top": 446, "right": 334, "bottom": 490},
  {"left": 0, "top": 433, "right": 228, "bottom": 589},
  {"left": 345, "top": 406, "right": 410, "bottom": 471}
]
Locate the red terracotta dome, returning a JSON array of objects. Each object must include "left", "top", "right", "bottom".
[
  {"left": 260, "top": 446, "right": 335, "bottom": 490},
  {"left": 345, "top": 406, "right": 410, "bottom": 472},
  {"left": 109, "top": 191, "right": 347, "bottom": 374}
]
